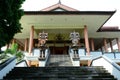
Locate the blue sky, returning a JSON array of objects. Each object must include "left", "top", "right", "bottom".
[{"left": 21, "top": 0, "right": 120, "bottom": 27}]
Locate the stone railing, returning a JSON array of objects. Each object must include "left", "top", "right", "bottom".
[{"left": 0, "top": 57, "right": 16, "bottom": 79}]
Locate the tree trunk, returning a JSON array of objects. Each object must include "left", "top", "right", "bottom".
[{"left": 0, "top": 47, "right": 1, "bottom": 54}]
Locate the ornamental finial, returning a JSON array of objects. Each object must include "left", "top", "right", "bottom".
[{"left": 58, "top": 0, "right": 61, "bottom": 4}]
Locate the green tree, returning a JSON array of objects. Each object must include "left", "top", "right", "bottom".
[{"left": 0, "top": 0, "right": 25, "bottom": 52}]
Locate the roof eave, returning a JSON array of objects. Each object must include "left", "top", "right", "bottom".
[{"left": 24, "top": 11, "right": 116, "bottom": 15}]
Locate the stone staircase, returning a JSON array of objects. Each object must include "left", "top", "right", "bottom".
[
  {"left": 3, "top": 66, "right": 117, "bottom": 80},
  {"left": 47, "top": 55, "right": 73, "bottom": 66}
]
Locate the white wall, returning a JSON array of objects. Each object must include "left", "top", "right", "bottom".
[{"left": 25, "top": 49, "right": 50, "bottom": 67}]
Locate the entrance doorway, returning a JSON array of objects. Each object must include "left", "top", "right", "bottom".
[{"left": 49, "top": 46, "right": 69, "bottom": 54}]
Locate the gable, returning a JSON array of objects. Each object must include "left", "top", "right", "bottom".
[
  {"left": 41, "top": 3, "right": 78, "bottom": 11},
  {"left": 52, "top": 8, "right": 66, "bottom": 11}
]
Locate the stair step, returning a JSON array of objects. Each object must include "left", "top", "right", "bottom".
[
  {"left": 48, "top": 55, "right": 72, "bottom": 66},
  {"left": 3, "top": 66, "right": 117, "bottom": 80}
]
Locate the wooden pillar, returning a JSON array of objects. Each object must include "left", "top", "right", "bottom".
[
  {"left": 90, "top": 38, "right": 95, "bottom": 51},
  {"left": 84, "top": 25, "right": 90, "bottom": 55},
  {"left": 24, "top": 38, "right": 28, "bottom": 51},
  {"left": 28, "top": 26, "right": 34, "bottom": 67},
  {"left": 116, "top": 38, "right": 120, "bottom": 52},
  {"left": 12, "top": 38, "right": 16, "bottom": 44},
  {"left": 103, "top": 38, "right": 108, "bottom": 52},
  {"left": 28, "top": 26, "right": 34, "bottom": 54},
  {"left": 109, "top": 39, "right": 113, "bottom": 52},
  {"left": 84, "top": 25, "right": 91, "bottom": 66}
]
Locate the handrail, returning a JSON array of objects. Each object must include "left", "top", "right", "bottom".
[
  {"left": 90, "top": 55, "right": 120, "bottom": 71},
  {"left": 16, "top": 60, "right": 28, "bottom": 67},
  {"left": 0, "top": 57, "right": 16, "bottom": 71},
  {"left": 90, "top": 51, "right": 104, "bottom": 55}
]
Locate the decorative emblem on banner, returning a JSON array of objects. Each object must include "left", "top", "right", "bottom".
[{"left": 55, "top": 33, "right": 64, "bottom": 41}]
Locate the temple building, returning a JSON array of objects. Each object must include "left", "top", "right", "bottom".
[
  {"left": 12, "top": 1, "right": 120, "bottom": 65},
  {"left": 1, "top": 1, "right": 120, "bottom": 80},
  {"left": 14, "top": 2, "right": 119, "bottom": 54}
]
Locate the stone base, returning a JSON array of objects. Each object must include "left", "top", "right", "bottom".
[
  {"left": 73, "top": 57, "right": 80, "bottom": 61},
  {"left": 38, "top": 58, "right": 46, "bottom": 61},
  {"left": 31, "top": 61, "right": 39, "bottom": 67}
]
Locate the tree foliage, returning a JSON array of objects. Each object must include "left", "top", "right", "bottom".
[
  {"left": 0, "top": 0, "right": 25, "bottom": 49},
  {"left": 5, "top": 43, "right": 24, "bottom": 62}
]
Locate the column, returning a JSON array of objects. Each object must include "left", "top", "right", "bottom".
[
  {"left": 12, "top": 38, "right": 16, "bottom": 44},
  {"left": 100, "top": 47, "right": 103, "bottom": 51},
  {"left": 84, "top": 25, "right": 90, "bottom": 55},
  {"left": 28, "top": 26, "right": 34, "bottom": 54},
  {"left": 84, "top": 25, "right": 91, "bottom": 66},
  {"left": 116, "top": 38, "right": 120, "bottom": 52},
  {"left": 109, "top": 39, "right": 113, "bottom": 52},
  {"left": 103, "top": 38, "right": 108, "bottom": 52},
  {"left": 24, "top": 38, "right": 28, "bottom": 51},
  {"left": 90, "top": 38, "right": 95, "bottom": 51},
  {"left": 28, "top": 26, "right": 34, "bottom": 67}
]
